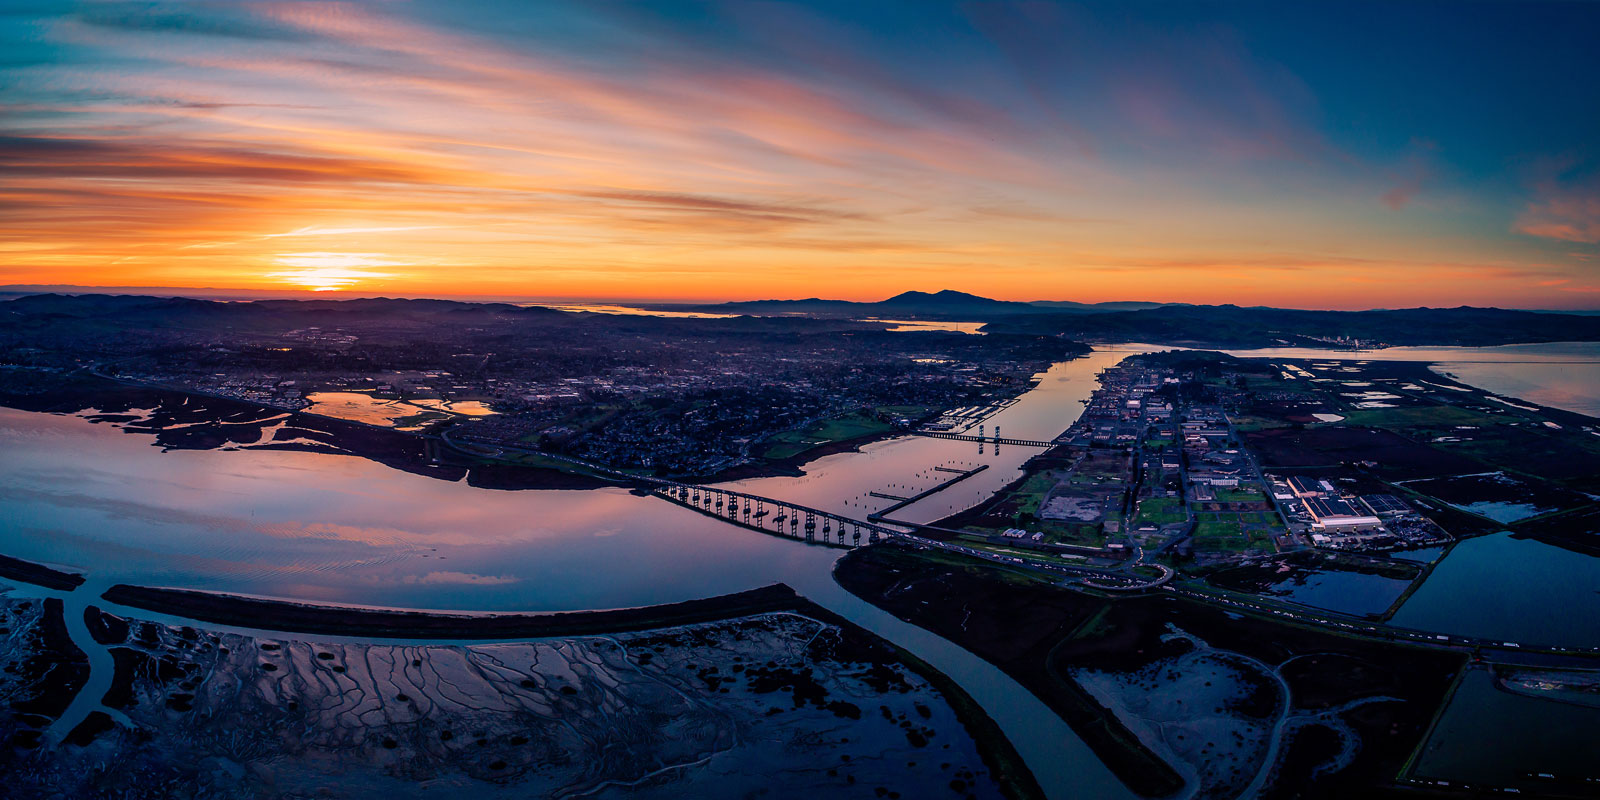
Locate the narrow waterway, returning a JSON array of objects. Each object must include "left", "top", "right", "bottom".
[{"left": 38, "top": 579, "right": 133, "bottom": 742}]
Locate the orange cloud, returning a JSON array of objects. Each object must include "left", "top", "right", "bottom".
[
  {"left": 1, "top": 2, "right": 1594, "bottom": 309},
  {"left": 1515, "top": 177, "right": 1600, "bottom": 243}
]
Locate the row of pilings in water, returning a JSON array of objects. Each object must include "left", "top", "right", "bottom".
[{"left": 653, "top": 483, "right": 892, "bottom": 548}]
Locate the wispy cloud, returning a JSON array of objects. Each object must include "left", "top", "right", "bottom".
[
  {"left": 0, "top": 1, "right": 1594, "bottom": 305},
  {"left": 1516, "top": 194, "right": 1600, "bottom": 244}
]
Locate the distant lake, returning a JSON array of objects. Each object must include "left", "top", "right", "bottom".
[
  {"left": 524, "top": 303, "right": 739, "bottom": 319},
  {"left": 865, "top": 318, "right": 987, "bottom": 334},
  {"left": 526, "top": 303, "right": 993, "bottom": 334},
  {"left": 1213, "top": 341, "right": 1600, "bottom": 418}
]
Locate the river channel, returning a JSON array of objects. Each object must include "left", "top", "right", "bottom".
[
  {"left": 2, "top": 341, "right": 1597, "bottom": 797},
  {"left": 0, "top": 348, "right": 1146, "bottom": 800}
]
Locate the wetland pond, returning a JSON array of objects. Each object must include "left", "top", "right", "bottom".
[
  {"left": 1205, "top": 551, "right": 1419, "bottom": 618},
  {"left": 1409, "top": 665, "right": 1600, "bottom": 793},
  {"left": 1390, "top": 532, "right": 1600, "bottom": 648},
  {"left": 1218, "top": 340, "right": 1600, "bottom": 417}
]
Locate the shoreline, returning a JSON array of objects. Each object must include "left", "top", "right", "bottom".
[
  {"left": 0, "top": 553, "right": 86, "bottom": 592},
  {"left": 99, "top": 582, "right": 809, "bottom": 640},
  {"left": 0, "top": 367, "right": 996, "bottom": 490},
  {"left": 687, "top": 424, "right": 912, "bottom": 482}
]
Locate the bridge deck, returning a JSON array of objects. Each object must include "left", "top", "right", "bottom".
[
  {"left": 911, "top": 431, "right": 1056, "bottom": 447},
  {"left": 651, "top": 483, "right": 903, "bottom": 549}
]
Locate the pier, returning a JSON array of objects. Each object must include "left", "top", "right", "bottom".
[{"left": 867, "top": 464, "right": 989, "bottom": 520}]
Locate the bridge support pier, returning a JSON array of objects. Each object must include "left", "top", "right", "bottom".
[{"left": 649, "top": 482, "right": 896, "bottom": 551}]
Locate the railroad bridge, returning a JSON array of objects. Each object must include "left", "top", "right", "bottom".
[{"left": 650, "top": 482, "right": 901, "bottom": 549}]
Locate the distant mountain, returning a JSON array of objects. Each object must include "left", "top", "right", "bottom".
[
  {"left": 0, "top": 293, "right": 561, "bottom": 331},
  {"left": 656, "top": 292, "right": 1600, "bottom": 345},
  {"left": 0, "top": 293, "right": 881, "bottom": 339},
  {"left": 875, "top": 289, "right": 1038, "bottom": 315},
  {"left": 0, "top": 284, "right": 334, "bottom": 301},
  {"left": 1529, "top": 308, "right": 1600, "bottom": 317},
  {"left": 649, "top": 290, "right": 1200, "bottom": 320},
  {"left": 6, "top": 293, "right": 1597, "bottom": 349},
  {"left": 652, "top": 289, "right": 1138, "bottom": 319}
]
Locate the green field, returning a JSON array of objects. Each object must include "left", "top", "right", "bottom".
[
  {"left": 1193, "top": 533, "right": 1248, "bottom": 552},
  {"left": 1195, "top": 519, "right": 1244, "bottom": 537},
  {"left": 760, "top": 405, "right": 931, "bottom": 460},
  {"left": 1040, "top": 521, "right": 1108, "bottom": 547},
  {"left": 1215, "top": 487, "right": 1266, "bottom": 502},
  {"left": 1191, "top": 517, "right": 1271, "bottom": 553},
  {"left": 1133, "top": 497, "right": 1186, "bottom": 526},
  {"left": 1340, "top": 405, "right": 1504, "bottom": 431},
  {"left": 1229, "top": 415, "right": 1289, "bottom": 433},
  {"left": 1335, "top": 407, "right": 1523, "bottom": 450},
  {"left": 1009, "top": 472, "right": 1061, "bottom": 516}
]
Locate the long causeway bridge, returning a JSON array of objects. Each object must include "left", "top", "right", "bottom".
[
  {"left": 910, "top": 431, "right": 1057, "bottom": 447},
  {"left": 651, "top": 482, "right": 899, "bottom": 548},
  {"left": 442, "top": 427, "right": 1171, "bottom": 587},
  {"left": 650, "top": 480, "right": 1168, "bottom": 588},
  {"left": 443, "top": 428, "right": 903, "bottom": 548}
]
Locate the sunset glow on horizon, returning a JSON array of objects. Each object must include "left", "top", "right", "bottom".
[{"left": 3, "top": 1, "right": 1598, "bottom": 309}]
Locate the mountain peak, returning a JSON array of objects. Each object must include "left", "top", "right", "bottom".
[{"left": 881, "top": 289, "right": 1002, "bottom": 306}]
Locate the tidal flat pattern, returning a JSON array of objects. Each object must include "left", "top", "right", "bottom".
[{"left": 0, "top": 597, "right": 1003, "bottom": 799}]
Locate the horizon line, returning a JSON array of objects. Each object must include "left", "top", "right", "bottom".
[{"left": 3, "top": 284, "right": 1598, "bottom": 315}]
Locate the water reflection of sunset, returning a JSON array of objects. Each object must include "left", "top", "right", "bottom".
[{"left": 0, "top": 406, "right": 842, "bottom": 612}]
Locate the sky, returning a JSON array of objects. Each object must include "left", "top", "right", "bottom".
[{"left": 2, "top": 1, "right": 1598, "bottom": 309}]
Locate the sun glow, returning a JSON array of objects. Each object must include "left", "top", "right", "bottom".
[
  {"left": 4, "top": 2, "right": 1595, "bottom": 308},
  {"left": 268, "top": 253, "right": 399, "bottom": 291}
]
